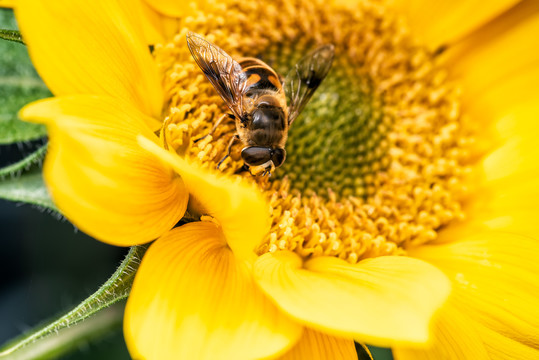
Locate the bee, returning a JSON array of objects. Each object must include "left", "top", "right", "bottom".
[{"left": 186, "top": 32, "right": 334, "bottom": 176}]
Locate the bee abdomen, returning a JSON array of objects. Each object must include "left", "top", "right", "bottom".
[{"left": 239, "top": 58, "right": 282, "bottom": 94}]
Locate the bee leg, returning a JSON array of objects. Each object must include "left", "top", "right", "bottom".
[
  {"left": 194, "top": 113, "right": 235, "bottom": 143},
  {"left": 262, "top": 162, "right": 275, "bottom": 177},
  {"left": 234, "top": 163, "right": 250, "bottom": 174},
  {"left": 217, "top": 134, "right": 239, "bottom": 170}
]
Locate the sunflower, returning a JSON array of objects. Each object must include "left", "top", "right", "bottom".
[{"left": 14, "top": 0, "right": 539, "bottom": 359}]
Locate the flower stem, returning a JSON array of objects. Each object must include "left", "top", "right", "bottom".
[
  {"left": 0, "top": 244, "right": 148, "bottom": 359},
  {"left": 0, "top": 304, "right": 124, "bottom": 360}
]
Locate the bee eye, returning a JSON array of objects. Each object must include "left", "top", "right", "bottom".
[
  {"left": 271, "top": 148, "right": 286, "bottom": 168},
  {"left": 241, "top": 147, "right": 272, "bottom": 166}
]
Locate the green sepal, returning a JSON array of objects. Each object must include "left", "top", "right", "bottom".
[
  {"left": 0, "top": 245, "right": 148, "bottom": 359},
  {"left": 0, "top": 28, "right": 23, "bottom": 44}
]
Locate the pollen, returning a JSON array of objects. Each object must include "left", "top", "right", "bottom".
[{"left": 154, "top": 0, "right": 474, "bottom": 263}]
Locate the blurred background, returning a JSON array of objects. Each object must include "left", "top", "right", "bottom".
[{"left": 0, "top": 7, "right": 392, "bottom": 360}]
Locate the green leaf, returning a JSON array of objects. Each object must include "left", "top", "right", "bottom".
[
  {"left": 0, "top": 9, "right": 51, "bottom": 144},
  {"left": 0, "top": 28, "right": 23, "bottom": 44},
  {"left": 0, "top": 245, "right": 148, "bottom": 359},
  {"left": 0, "top": 168, "right": 56, "bottom": 210}
]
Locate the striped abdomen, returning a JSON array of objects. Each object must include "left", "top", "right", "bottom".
[{"left": 238, "top": 58, "right": 283, "bottom": 96}]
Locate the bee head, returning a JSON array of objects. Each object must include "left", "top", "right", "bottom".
[{"left": 241, "top": 146, "right": 287, "bottom": 169}]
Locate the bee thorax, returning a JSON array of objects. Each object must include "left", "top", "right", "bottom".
[{"left": 242, "top": 106, "right": 285, "bottom": 145}]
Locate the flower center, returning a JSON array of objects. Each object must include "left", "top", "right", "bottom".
[
  {"left": 267, "top": 49, "right": 388, "bottom": 199},
  {"left": 155, "top": 0, "right": 474, "bottom": 263}
]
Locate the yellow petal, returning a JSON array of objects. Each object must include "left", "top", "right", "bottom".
[
  {"left": 394, "top": 298, "right": 539, "bottom": 359},
  {"left": 393, "top": 302, "right": 490, "bottom": 360},
  {"left": 141, "top": 0, "right": 184, "bottom": 17},
  {"left": 409, "top": 232, "right": 539, "bottom": 349},
  {"left": 253, "top": 251, "right": 451, "bottom": 347},
  {"left": 442, "top": 171, "right": 539, "bottom": 241},
  {"left": 388, "top": 0, "right": 520, "bottom": 48},
  {"left": 124, "top": 222, "right": 302, "bottom": 360},
  {"left": 278, "top": 328, "right": 359, "bottom": 360},
  {"left": 481, "top": 135, "right": 539, "bottom": 185},
  {"left": 0, "top": 0, "right": 14, "bottom": 8},
  {"left": 468, "top": 136, "right": 539, "bottom": 235},
  {"left": 441, "top": 208, "right": 539, "bottom": 246},
  {"left": 466, "top": 65, "right": 539, "bottom": 133},
  {"left": 478, "top": 177, "right": 539, "bottom": 214},
  {"left": 445, "top": 9, "right": 539, "bottom": 102},
  {"left": 138, "top": 136, "right": 270, "bottom": 262},
  {"left": 15, "top": 0, "right": 163, "bottom": 124},
  {"left": 449, "top": 85, "right": 539, "bottom": 240},
  {"left": 20, "top": 95, "right": 187, "bottom": 246},
  {"left": 477, "top": 322, "right": 539, "bottom": 359},
  {"left": 139, "top": 1, "right": 180, "bottom": 44},
  {"left": 138, "top": 0, "right": 165, "bottom": 45}
]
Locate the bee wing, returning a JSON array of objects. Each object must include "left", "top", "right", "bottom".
[
  {"left": 186, "top": 32, "right": 247, "bottom": 119},
  {"left": 284, "top": 44, "right": 335, "bottom": 125}
]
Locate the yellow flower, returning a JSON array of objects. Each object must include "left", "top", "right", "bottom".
[
  {"left": 15, "top": 0, "right": 539, "bottom": 359},
  {"left": 16, "top": 0, "right": 450, "bottom": 356}
]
